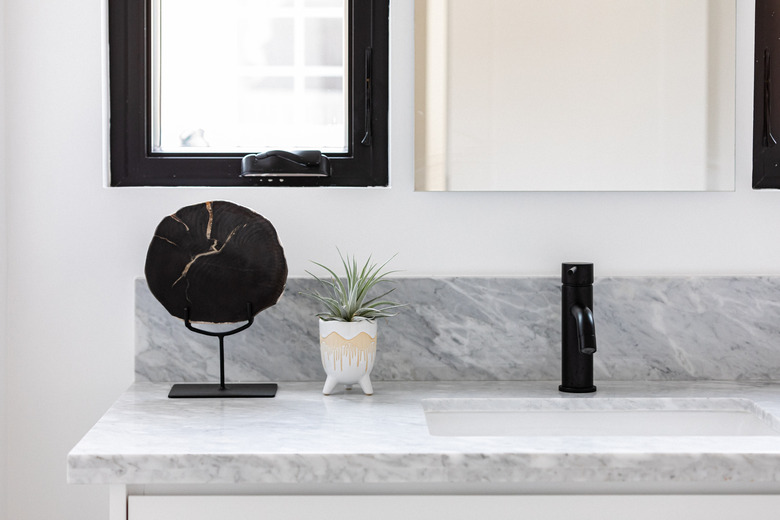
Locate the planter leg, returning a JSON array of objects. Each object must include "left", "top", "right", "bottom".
[
  {"left": 322, "top": 376, "right": 339, "bottom": 395},
  {"left": 358, "top": 374, "right": 373, "bottom": 395}
]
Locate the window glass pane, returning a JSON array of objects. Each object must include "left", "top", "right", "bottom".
[
  {"left": 305, "top": 0, "right": 341, "bottom": 7},
  {"left": 153, "top": 0, "right": 347, "bottom": 153},
  {"left": 305, "top": 18, "right": 343, "bottom": 66},
  {"left": 304, "top": 76, "right": 346, "bottom": 145},
  {"left": 247, "top": 17, "right": 294, "bottom": 67}
]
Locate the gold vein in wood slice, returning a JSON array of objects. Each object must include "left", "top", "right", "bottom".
[
  {"left": 320, "top": 332, "right": 377, "bottom": 372},
  {"left": 169, "top": 213, "right": 189, "bottom": 231},
  {"left": 171, "top": 224, "right": 243, "bottom": 288},
  {"left": 205, "top": 201, "right": 214, "bottom": 239}
]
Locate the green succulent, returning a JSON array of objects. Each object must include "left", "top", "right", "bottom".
[{"left": 303, "top": 251, "right": 405, "bottom": 322}]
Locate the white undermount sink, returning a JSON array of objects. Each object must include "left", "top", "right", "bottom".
[{"left": 422, "top": 397, "right": 780, "bottom": 437}]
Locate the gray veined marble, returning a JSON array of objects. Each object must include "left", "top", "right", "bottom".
[
  {"left": 68, "top": 381, "right": 780, "bottom": 488},
  {"left": 135, "top": 276, "right": 780, "bottom": 383}
]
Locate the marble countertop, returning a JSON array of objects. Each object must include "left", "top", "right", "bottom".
[{"left": 67, "top": 381, "right": 780, "bottom": 493}]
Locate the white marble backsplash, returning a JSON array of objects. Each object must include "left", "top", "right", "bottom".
[{"left": 135, "top": 276, "right": 780, "bottom": 383}]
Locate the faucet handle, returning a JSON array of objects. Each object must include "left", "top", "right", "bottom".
[{"left": 562, "top": 262, "right": 594, "bottom": 286}]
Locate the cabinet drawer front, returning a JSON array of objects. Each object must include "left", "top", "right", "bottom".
[{"left": 128, "top": 495, "right": 780, "bottom": 520}]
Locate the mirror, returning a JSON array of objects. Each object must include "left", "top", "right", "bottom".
[{"left": 414, "top": 0, "right": 736, "bottom": 191}]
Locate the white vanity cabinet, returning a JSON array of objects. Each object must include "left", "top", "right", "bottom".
[
  {"left": 124, "top": 494, "right": 780, "bottom": 520},
  {"left": 69, "top": 383, "right": 780, "bottom": 520}
]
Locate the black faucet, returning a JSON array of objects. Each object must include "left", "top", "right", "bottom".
[{"left": 559, "top": 262, "right": 597, "bottom": 393}]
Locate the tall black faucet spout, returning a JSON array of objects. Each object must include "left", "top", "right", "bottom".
[{"left": 571, "top": 305, "right": 596, "bottom": 355}]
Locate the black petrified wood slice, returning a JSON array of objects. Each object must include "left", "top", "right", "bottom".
[{"left": 145, "top": 201, "right": 288, "bottom": 323}]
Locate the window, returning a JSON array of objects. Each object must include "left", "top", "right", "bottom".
[{"left": 108, "top": 0, "right": 388, "bottom": 187}]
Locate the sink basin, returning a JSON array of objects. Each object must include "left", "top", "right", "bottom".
[{"left": 422, "top": 398, "right": 780, "bottom": 437}]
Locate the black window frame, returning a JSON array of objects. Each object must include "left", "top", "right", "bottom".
[
  {"left": 108, "top": 0, "right": 389, "bottom": 187},
  {"left": 754, "top": 0, "right": 780, "bottom": 189}
]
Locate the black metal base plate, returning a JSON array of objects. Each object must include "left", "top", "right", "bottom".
[
  {"left": 559, "top": 384, "right": 597, "bottom": 393},
  {"left": 168, "top": 383, "right": 278, "bottom": 398}
]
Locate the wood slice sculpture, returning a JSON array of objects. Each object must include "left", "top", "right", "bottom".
[{"left": 145, "top": 201, "right": 287, "bottom": 324}]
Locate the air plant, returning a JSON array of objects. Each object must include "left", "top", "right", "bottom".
[{"left": 303, "top": 251, "right": 405, "bottom": 322}]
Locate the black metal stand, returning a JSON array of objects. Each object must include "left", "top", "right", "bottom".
[{"left": 168, "top": 303, "right": 278, "bottom": 398}]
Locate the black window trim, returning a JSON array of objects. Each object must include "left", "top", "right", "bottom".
[
  {"left": 108, "top": 0, "right": 389, "bottom": 187},
  {"left": 753, "top": 0, "right": 780, "bottom": 189}
]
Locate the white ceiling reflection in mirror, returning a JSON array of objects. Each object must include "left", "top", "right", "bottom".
[{"left": 414, "top": 0, "right": 736, "bottom": 191}]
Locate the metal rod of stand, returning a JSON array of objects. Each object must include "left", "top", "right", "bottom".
[
  {"left": 218, "top": 335, "right": 226, "bottom": 390},
  {"left": 171, "top": 303, "right": 277, "bottom": 398},
  {"left": 184, "top": 304, "right": 254, "bottom": 390}
]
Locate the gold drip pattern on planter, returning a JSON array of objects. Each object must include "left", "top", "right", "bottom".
[{"left": 320, "top": 332, "right": 377, "bottom": 372}]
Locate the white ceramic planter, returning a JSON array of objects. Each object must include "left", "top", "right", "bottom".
[{"left": 319, "top": 318, "right": 377, "bottom": 395}]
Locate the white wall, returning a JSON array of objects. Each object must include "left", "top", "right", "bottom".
[
  {"left": 1, "top": 0, "right": 775, "bottom": 519},
  {"left": 0, "top": 0, "right": 7, "bottom": 516}
]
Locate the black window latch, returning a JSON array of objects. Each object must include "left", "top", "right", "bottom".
[{"left": 240, "top": 150, "right": 331, "bottom": 177}]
